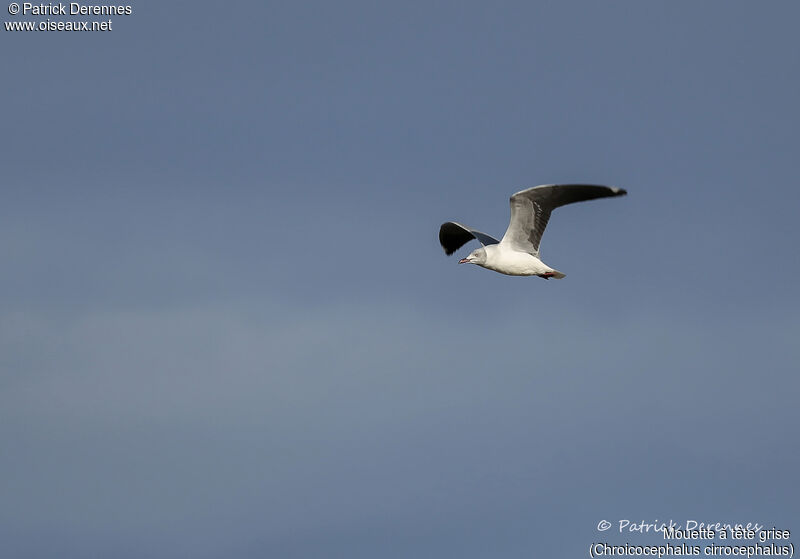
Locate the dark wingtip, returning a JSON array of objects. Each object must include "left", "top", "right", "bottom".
[
  {"left": 614, "top": 187, "right": 628, "bottom": 196},
  {"left": 439, "top": 221, "right": 476, "bottom": 256},
  {"left": 438, "top": 223, "right": 456, "bottom": 255}
]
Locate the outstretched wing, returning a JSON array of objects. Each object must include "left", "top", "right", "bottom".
[
  {"left": 439, "top": 222, "right": 500, "bottom": 256},
  {"left": 500, "top": 184, "right": 627, "bottom": 257}
]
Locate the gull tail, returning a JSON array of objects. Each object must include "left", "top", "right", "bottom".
[{"left": 542, "top": 269, "right": 566, "bottom": 279}]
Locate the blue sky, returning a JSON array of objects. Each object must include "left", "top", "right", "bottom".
[{"left": 2, "top": 2, "right": 799, "bottom": 557}]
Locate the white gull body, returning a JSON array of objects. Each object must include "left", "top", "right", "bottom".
[{"left": 438, "top": 184, "right": 627, "bottom": 279}]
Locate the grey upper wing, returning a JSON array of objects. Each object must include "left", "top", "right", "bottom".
[
  {"left": 439, "top": 222, "right": 500, "bottom": 255},
  {"left": 500, "top": 184, "right": 627, "bottom": 256}
]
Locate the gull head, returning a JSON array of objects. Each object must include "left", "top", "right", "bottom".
[{"left": 459, "top": 247, "right": 487, "bottom": 266}]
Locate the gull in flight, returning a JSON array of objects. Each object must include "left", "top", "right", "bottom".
[{"left": 439, "top": 184, "right": 627, "bottom": 279}]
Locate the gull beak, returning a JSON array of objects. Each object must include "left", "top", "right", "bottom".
[{"left": 458, "top": 257, "right": 470, "bottom": 264}]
